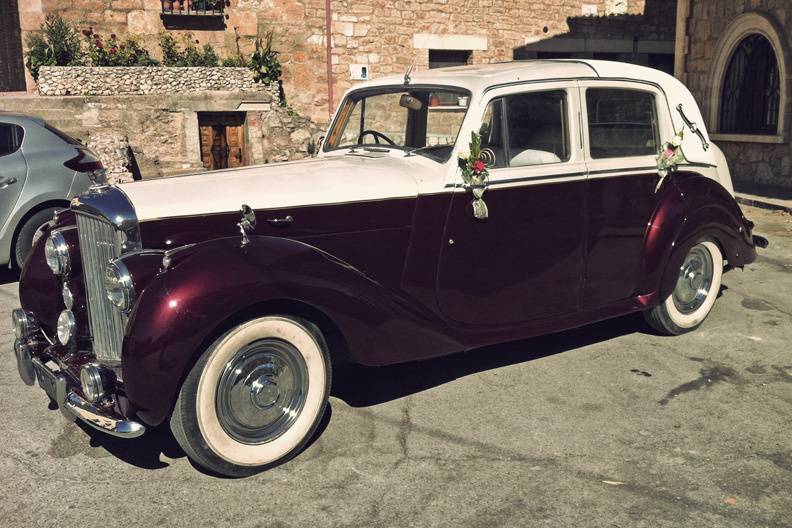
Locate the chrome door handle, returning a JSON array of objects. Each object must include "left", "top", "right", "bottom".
[
  {"left": 266, "top": 215, "right": 293, "bottom": 226},
  {"left": 0, "top": 177, "right": 18, "bottom": 189}
]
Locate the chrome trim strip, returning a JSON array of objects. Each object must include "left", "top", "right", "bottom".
[{"left": 64, "top": 392, "right": 146, "bottom": 439}]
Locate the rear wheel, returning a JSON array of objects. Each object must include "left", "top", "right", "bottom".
[
  {"left": 644, "top": 240, "right": 723, "bottom": 335},
  {"left": 170, "top": 316, "right": 331, "bottom": 477},
  {"left": 14, "top": 207, "right": 60, "bottom": 269}
]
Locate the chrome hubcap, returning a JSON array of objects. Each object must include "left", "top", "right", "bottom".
[
  {"left": 672, "top": 244, "right": 714, "bottom": 315},
  {"left": 216, "top": 339, "right": 308, "bottom": 444}
]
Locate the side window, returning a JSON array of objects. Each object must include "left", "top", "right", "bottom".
[
  {"left": 505, "top": 90, "right": 568, "bottom": 167},
  {"left": 586, "top": 89, "right": 659, "bottom": 159},
  {"left": 0, "top": 123, "right": 23, "bottom": 157},
  {"left": 477, "top": 99, "right": 507, "bottom": 168}
]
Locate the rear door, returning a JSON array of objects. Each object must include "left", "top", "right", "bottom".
[
  {"left": 579, "top": 81, "right": 673, "bottom": 308},
  {"left": 0, "top": 121, "right": 27, "bottom": 230}
]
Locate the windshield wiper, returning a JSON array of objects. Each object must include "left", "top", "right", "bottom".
[
  {"left": 347, "top": 145, "right": 393, "bottom": 153},
  {"left": 404, "top": 145, "right": 445, "bottom": 157}
]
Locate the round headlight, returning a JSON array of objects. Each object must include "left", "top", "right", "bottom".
[
  {"left": 104, "top": 260, "right": 135, "bottom": 312},
  {"left": 80, "top": 364, "right": 107, "bottom": 403},
  {"left": 62, "top": 283, "right": 74, "bottom": 310},
  {"left": 11, "top": 309, "right": 36, "bottom": 340},
  {"left": 56, "top": 310, "right": 75, "bottom": 346},
  {"left": 45, "top": 231, "right": 70, "bottom": 275}
]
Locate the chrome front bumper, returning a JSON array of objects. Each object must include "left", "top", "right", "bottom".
[{"left": 15, "top": 340, "right": 145, "bottom": 439}]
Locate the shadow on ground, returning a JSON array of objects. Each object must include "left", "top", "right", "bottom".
[
  {"left": 0, "top": 267, "right": 20, "bottom": 285},
  {"left": 332, "top": 312, "right": 646, "bottom": 407},
  {"left": 52, "top": 312, "right": 647, "bottom": 474}
]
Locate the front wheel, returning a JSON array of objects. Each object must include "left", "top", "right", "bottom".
[
  {"left": 643, "top": 240, "right": 724, "bottom": 335},
  {"left": 170, "top": 316, "right": 331, "bottom": 477}
]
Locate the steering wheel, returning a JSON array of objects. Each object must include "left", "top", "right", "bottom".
[{"left": 357, "top": 129, "right": 397, "bottom": 146}]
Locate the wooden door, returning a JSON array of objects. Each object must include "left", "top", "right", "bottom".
[{"left": 198, "top": 113, "right": 246, "bottom": 170}]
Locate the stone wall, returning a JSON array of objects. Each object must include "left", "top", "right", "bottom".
[
  {"left": 0, "top": 91, "right": 321, "bottom": 179},
  {"left": 37, "top": 66, "right": 276, "bottom": 97},
  {"left": 16, "top": 0, "right": 677, "bottom": 123},
  {"left": 682, "top": 0, "right": 791, "bottom": 190}
]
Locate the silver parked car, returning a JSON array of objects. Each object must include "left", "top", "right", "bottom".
[{"left": 0, "top": 113, "right": 103, "bottom": 268}]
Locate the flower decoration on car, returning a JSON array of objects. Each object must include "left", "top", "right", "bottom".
[
  {"left": 458, "top": 131, "right": 490, "bottom": 220},
  {"left": 655, "top": 129, "right": 686, "bottom": 192}
]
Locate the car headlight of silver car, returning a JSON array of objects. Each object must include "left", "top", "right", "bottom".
[
  {"left": 45, "top": 230, "right": 70, "bottom": 275},
  {"left": 104, "top": 260, "right": 135, "bottom": 312}
]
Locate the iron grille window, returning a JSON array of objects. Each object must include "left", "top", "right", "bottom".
[
  {"left": 161, "top": 0, "right": 224, "bottom": 15},
  {"left": 719, "top": 34, "right": 780, "bottom": 135}
]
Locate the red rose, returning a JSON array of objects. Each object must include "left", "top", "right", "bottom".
[
  {"left": 472, "top": 159, "right": 486, "bottom": 173},
  {"left": 82, "top": 29, "right": 92, "bottom": 37},
  {"left": 95, "top": 40, "right": 104, "bottom": 49},
  {"left": 110, "top": 33, "right": 117, "bottom": 40},
  {"left": 109, "top": 47, "right": 117, "bottom": 55}
]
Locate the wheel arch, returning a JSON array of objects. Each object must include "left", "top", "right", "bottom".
[
  {"left": 637, "top": 173, "right": 755, "bottom": 304},
  {"left": 8, "top": 199, "right": 71, "bottom": 266}
]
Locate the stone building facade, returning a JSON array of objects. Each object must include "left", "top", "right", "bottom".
[
  {"left": 676, "top": 0, "right": 791, "bottom": 191},
  {"left": 9, "top": 0, "right": 678, "bottom": 123}
]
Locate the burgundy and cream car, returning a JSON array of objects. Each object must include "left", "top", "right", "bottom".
[{"left": 12, "top": 61, "right": 759, "bottom": 476}]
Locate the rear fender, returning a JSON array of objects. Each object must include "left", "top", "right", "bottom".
[
  {"left": 638, "top": 173, "right": 755, "bottom": 303},
  {"left": 122, "top": 236, "right": 458, "bottom": 426}
]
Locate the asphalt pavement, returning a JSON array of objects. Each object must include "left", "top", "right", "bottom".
[{"left": 1, "top": 205, "right": 790, "bottom": 528}]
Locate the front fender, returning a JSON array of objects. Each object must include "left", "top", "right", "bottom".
[{"left": 122, "top": 236, "right": 459, "bottom": 426}]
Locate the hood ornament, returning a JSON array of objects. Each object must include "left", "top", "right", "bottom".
[
  {"left": 403, "top": 63, "right": 414, "bottom": 85},
  {"left": 238, "top": 205, "right": 257, "bottom": 246}
]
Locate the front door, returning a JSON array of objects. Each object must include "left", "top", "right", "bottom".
[
  {"left": 436, "top": 82, "right": 587, "bottom": 326},
  {"left": 199, "top": 112, "right": 246, "bottom": 170},
  {"left": 0, "top": 122, "right": 27, "bottom": 230},
  {"left": 579, "top": 81, "right": 672, "bottom": 308}
]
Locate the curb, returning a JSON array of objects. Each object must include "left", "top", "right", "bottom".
[{"left": 735, "top": 195, "right": 792, "bottom": 215}]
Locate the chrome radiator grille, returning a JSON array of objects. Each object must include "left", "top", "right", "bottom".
[{"left": 76, "top": 213, "right": 125, "bottom": 364}]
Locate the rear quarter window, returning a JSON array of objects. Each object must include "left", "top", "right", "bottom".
[
  {"left": 586, "top": 89, "right": 659, "bottom": 159},
  {"left": 0, "top": 123, "right": 24, "bottom": 156}
]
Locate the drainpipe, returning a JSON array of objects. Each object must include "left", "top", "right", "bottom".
[
  {"left": 325, "top": 0, "right": 334, "bottom": 118},
  {"left": 674, "top": 0, "right": 691, "bottom": 82}
]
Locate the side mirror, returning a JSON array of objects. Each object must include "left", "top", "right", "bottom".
[{"left": 399, "top": 94, "right": 423, "bottom": 111}]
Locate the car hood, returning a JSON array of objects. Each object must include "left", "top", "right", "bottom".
[{"left": 120, "top": 154, "right": 426, "bottom": 222}]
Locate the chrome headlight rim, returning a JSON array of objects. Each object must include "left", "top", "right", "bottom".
[
  {"left": 45, "top": 230, "right": 70, "bottom": 275},
  {"left": 104, "top": 259, "right": 136, "bottom": 313},
  {"left": 80, "top": 363, "right": 109, "bottom": 403},
  {"left": 11, "top": 309, "right": 37, "bottom": 340},
  {"left": 56, "top": 309, "right": 76, "bottom": 346}
]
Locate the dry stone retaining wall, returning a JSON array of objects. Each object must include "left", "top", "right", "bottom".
[{"left": 37, "top": 66, "right": 277, "bottom": 98}]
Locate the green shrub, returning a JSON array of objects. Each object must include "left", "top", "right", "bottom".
[
  {"left": 83, "top": 30, "right": 158, "bottom": 67},
  {"left": 158, "top": 33, "right": 220, "bottom": 67},
  {"left": 24, "top": 14, "right": 82, "bottom": 80},
  {"left": 249, "top": 32, "right": 282, "bottom": 86}
]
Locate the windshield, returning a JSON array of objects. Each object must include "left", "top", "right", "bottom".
[{"left": 323, "top": 87, "right": 470, "bottom": 162}]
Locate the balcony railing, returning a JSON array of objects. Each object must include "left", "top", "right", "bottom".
[{"left": 160, "top": 0, "right": 224, "bottom": 16}]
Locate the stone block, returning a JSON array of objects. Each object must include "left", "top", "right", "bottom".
[
  {"left": 112, "top": 0, "right": 144, "bottom": 9},
  {"left": 127, "top": 10, "right": 161, "bottom": 35},
  {"left": 17, "top": 0, "right": 42, "bottom": 13}
]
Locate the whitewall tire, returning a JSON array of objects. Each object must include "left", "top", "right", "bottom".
[
  {"left": 171, "top": 316, "right": 331, "bottom": 477},
  {"left": 644, "top": 240, "right": 724, "bottom": 335}
]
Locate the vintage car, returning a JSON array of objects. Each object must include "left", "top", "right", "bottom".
[{"left": 12, "top": 61, "right": 759, "bottom": 477}]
